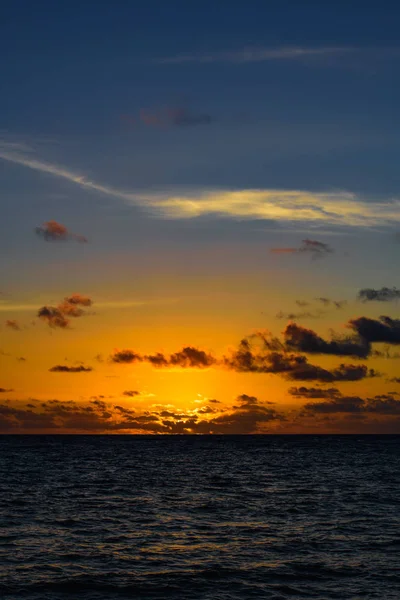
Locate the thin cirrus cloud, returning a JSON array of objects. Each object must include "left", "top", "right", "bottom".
[
  {"left": 153, "top": 46, "right": 355, "bottom": 65},
  {"left": 2, "top": 141, "right": 400, "bottom": 229}
]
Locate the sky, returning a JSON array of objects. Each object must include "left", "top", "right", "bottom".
[{"left": 1, "top": 0, "right": 400, "bottom": 433}]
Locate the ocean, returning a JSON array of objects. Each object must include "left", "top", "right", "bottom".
[{"left": 0, "top": 435, "right": 399, "bottom": 599}]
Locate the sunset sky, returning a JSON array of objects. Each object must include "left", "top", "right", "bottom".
[{"left": 1, "top": 1, "right": 400, "bottom": 433}]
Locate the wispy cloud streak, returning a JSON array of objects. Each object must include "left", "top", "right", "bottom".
[
  {"left": 154, "top": 46, "right": 354, "bottom": 65},
  {"left": 0, "top": 142, "right": 135, "bottom": 203},
  {"left": 1, "top": 141, "right": 400, "bottom": 229}
]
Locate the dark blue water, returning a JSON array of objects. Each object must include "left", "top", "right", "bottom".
[{"left": 1, "top": 435, "right": 399, "bottom": 599}]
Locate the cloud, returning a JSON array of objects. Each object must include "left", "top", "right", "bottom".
[
  {"left": 283, "top": 323, "right": 370, "bottom": 358},
  {"left": 277, "top": 299, "right": 346, "bottom": 320},
  {"left": 108, "top": 331, "right": 376, "bottom": 383},
  {"left": 271, "top": 239, "right": 333, "bottom": 259},
  {"left": 111, "top": 346, "right": 216, "bottom": 368},
  {"left": 0, "top": 388, "right": 13, "bottom": 393},
  {"left": 111, "top": 350, "right": 143, "bottom": 364},
  {"left": 288, "top": 386, "right": 341, "bottom": 399},
  {"left": 38, "top": 306, "right": 69, "bottom": 329},
  {"left": 348, "top": 316, "right": 400, "bottom": 344},
  {"left": 286, "top": 362, "right": 376, "bottom": 383},
  {"left": 304, "top": 395, "right": 365, "bottom": 414},
  {"left": 303, "top": 392, "right": 400, "bottom": 415},
  {"left": 154, "top": 46, "right": 354, "bottom": 65},
  {"left": 316, "top": 297, "right": 331, "bottom": 306},
  {"left": 0, "top": 394, "right": 283, "bottom": 434},
  {"left": 223, "top": 337, "right": 375, "bottom": 382},
  {"left": 5, "top": 319, "right": 21, "bottom": 331},
  {"left": 358, "top": 287, "right": 400, "bottom": 302},
  {"left": 49, "top": 365, "right": 93, "bottom": 372},
  {"left": 167, "top": 347, "right": 216, "bottom": 368},
  {"left": 2, "top": 389, "right": 399, "bottom": 434},
  {"left": 276, "top": 310, "right": 322, "bottom": 320},
  {"left": 2, "top": 141, "right": 400, "bottom": 229},
  {"left": 295, "top": 300, "right": 310, "bottom": 307},
  {"left": 35, "top": 220, "right": 88, "bottom": 243},
  {"left": 123, "top": 390, "right": 140, "bottom": 397},
  {"left": 137, "top": 106, "right": 214, "bottom": 129},
  {"left": 333, "top": 301, "right": 347, "bottom": 309},
  {"left": 38, "top": 294, "right": 93, "bottom": 328}
]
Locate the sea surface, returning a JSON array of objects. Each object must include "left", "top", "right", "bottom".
[{"left": 0, "top": 435, "right": 399, "bottom": 599}]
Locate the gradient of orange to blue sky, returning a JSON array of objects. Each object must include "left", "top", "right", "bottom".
[{"left": 1, "top": 1, "right": 400, "bottom": 433}]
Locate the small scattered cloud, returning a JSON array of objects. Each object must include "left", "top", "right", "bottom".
[
  {"left": 271, "top": 239, "right": 333, "bottom": 260},
  {"left": 5, "top": 319, "right": 21, "bottom": 331},
  {"left": 111, "top": 350, "right": 143, "bottom": 364},
  {"left": 315, "top": 297, "right": 331, "bottom": 306},
  {"left": 276, "top": 310, "right": 322, "bottom": 320},
  {"left": 35, "top": 220, "right": 88, "bottom": 243},
  {"left": 123, "top": 390, "right": 140, "bottom": 397},
  {"left": 49, "top": 365, "right": 93, "bottom": 373},
  {"left": 333, "top": 300, "right": 347, "bottom": 309},
  {"left": 122, "top": 106, "right": 215, "bottom": 130},
  {"left": 38, "top": 294, "right": 93, "bottom": 329},
  {"left": 358, "top": 287, "right": 400, "bottom": 302},
  {"left": 0, "top": 388, "right": 13, "bottom": 393},
  {"left": 288, "top": 386, "right": 341, "bottom": 399}
]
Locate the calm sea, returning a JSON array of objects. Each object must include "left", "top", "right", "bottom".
[{"left": 1, "top": 435, "right": 399, "bottom": 599}]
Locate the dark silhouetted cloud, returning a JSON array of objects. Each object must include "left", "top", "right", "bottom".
[
  {"left": 35, "top": 220, "right": 88, "bottom": 243},
  {"left": 111, "top": 346, "right": 216, "bottom": 368},
  {"left": 111, "top": 350, "right": 143, "bottom": 364},
  {"left": 283, "top": 323, "right": 370, "bottom": 358},
  {"left": 358, "top": 287, "right": 400, "bottom": 302},
  {"left": 49, "top": 365, "right": 93, "bottom": 373},
  {"left": 0, "top": 394, "right": 282, "bottom": 434},
  {"left": 304, "top": 392, "right": 400, "bottom": 415},
  {"left": 167, "top": 347, "right": 216, "bottom": 368},
  {"left": 348, "top": 316, "right": 400, "bottom": 344},
  {"left": 0, "top": 388, "right": 13, "bottom": 393},
  {"left": 223, "top": 337, "right": 375, "bottom": 382},
  {"left": 123, "top": 390, "right": 140, "bottom": 397},
  {"left": 288, "top": 386, "right": 341, "bottom": 399}
]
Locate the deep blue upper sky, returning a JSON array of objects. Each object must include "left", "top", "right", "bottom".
[{"left": 1, "top": 0, "right": 400, "bottom": 274}]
